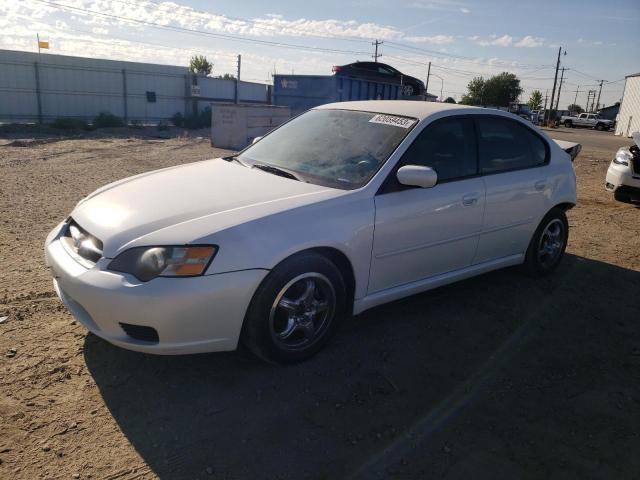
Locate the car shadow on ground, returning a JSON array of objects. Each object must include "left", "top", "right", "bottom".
[{"left": 84, "top": 254, "right": 640, "bottom": 479}]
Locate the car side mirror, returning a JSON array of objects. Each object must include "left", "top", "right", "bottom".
[
  {"left": 396, "top": 165, "right": 438, "bottom": 188},
  {"left": 252, "top": 136, "right": 263, "bottom": 144}
]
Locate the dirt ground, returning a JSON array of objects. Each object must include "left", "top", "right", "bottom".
[{"left": 0, "top": 126, "right": 638, "bottom": 479}]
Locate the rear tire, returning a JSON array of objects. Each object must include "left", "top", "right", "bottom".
[
  {"left": 241, "top": 252, "right": 346, "bottom": 363},
  {"left": 595, "top": 123, "right": 604, "bottom": 131},
  {"left": 564, "top": 120, "right": 573, "bottom": 128},
  {"left": 521, "top": 208, "right": 569, "bottom": 277}
]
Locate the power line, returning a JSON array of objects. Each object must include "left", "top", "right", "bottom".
[
  {"left": 383, "top": 41, "right": 553, "bottom": 70},
  {"left": 113, "top": 0, "right": 373, "bottom": 45},
  {"left": 31, "top": 0, "right": 372, "bottom": 57}
]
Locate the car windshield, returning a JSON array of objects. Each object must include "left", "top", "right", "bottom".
[{"left": 237, "top": 109, "right": 416, "bottom": 189}]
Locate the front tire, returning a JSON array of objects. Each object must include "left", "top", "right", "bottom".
[
  {"left": 522, "top": 208, "right": 569, "bottom": 277},
  {"left": 241, "top": 252, "right": 346, "bottom": 363}
]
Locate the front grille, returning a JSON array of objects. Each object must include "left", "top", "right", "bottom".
[
  {"left": 119, "top": 323, "right": 159, "bottom": 343},
  {"left": 61, "top": 219, "right": 103, "bottom": 265}
]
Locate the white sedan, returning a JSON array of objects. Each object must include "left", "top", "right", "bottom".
[{"left": 45, "top": 101, "right": 578, "bottom": 362}]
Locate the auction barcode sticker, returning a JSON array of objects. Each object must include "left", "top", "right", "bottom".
[{"left": 369, "top": 114, "right": 416, "bottom": 129}]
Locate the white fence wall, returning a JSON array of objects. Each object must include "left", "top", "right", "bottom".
[
  {"left": 615, "top": 75, "right": 640, "bottom": 138},
  {"left": 0, "top": 49, "right": 270, "bottom": 123}
]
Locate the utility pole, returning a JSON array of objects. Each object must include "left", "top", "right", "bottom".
[
  {"left": 543, "top": 89, "right": 549, "bottom": 116},
  {"left": 555, "top": 67, "right": 566, "bottom": 112},
  {"left": 586, "top": 90, "right": 595, "bottom": 112},
  {"left": 425, "top": 61, "right": 431, "bottom": 101},
  {"left": 546, "top": 46, "right": 564, "bottom": 126},
  {"left": 595, "top": 79, "right": 604, "bottom": 112},
  {"left": 572, "top": 85, "right": 580, "bottom": 114},
  {"left": 585, "top": 91, "right": 591, "bottom": 112},
  {"left": 234, "top": 54, "right": 242, "bottom": 104},
  {"left": 372, "top": 40, "right": 383, "bottom": 62}
]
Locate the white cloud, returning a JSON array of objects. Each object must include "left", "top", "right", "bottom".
[
  {"left": 475, "top": 34, "right": 513, "bottom": 47},
  {"left": 409, "top": 0, "right": 470, "bottom": 11},
  {"left": 514, "top": 35, "right": 544, "bottom": 48},
  {"left": 577, "top": 38, "right": 604, "bottom": 46},
  {"left": 92, "top": 26, "right": 109, "bottom": 35},
  {"left": 405, "top": 34, "right": 455, "bottom": 44}
]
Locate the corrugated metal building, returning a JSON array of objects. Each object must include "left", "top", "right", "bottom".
[
  {"left": 615, "top": 73, "right": 640, "bottom": 137},
  {"left": 0, "top": 49, "right": 269, "bottom": 123}
]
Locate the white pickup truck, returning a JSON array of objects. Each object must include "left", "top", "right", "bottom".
[{"left": 561, "top": 113, "right": 613, "bottom": 131}]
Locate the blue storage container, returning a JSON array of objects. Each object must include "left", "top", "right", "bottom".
[{"left": 273, "top": 74, "right": 404, "bottom": 115}]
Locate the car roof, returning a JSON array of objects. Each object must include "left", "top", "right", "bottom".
[{"left": 314, "top": 100, "right": 478, "bottom": 120}]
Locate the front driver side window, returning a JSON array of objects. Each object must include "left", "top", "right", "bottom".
[{"left": 399, "top": 117, "right": 477, "bottom": 182}]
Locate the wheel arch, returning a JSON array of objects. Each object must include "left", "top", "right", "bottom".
[
  {"left": 553, "top": 202, "right": 575, "bottom": 212},
  {"left": 301, "top": 247, "right": 356, "bottom": 314}
]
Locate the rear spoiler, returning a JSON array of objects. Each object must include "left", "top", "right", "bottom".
[{"left": 553, "top": 139, "right": 582, "bottom": 162}]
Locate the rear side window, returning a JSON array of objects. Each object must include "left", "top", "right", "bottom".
[
  {"left": 399, "top": 117, "right": 477, "bottom": 182},
  {"left": 476, "top": 117, "right": 548, "bottom": 174}
]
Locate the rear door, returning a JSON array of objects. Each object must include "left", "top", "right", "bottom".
[
  {"left": 473, "top": 116, "right": 552, "bottom": 264},
  {"left": 369, "top": 116, "right": 485, "bottom": 293}
]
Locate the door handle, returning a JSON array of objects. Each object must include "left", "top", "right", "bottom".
[
  {"left": 534, "top": 180, "right": 547, "bottom": 191},
  {"left": 462, "top": 194, "right": 479, "bottom": 206}
]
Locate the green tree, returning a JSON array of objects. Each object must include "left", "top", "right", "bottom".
[
  {"left": 443, "top": 96, "right": 457, "bottom": 104},
  {"left": 460, "top": 76, "right": 485, "bottom": 105},
  {"left": 460, "top": 72, "right": 522, "bottom": 107},
  {"left": 527, "top": 90, "right": 543, "bottom": 110},
  {"left": 189, "top": 55, "right": 213, "bottom": 76},
  {"left": 216, "top": 73, "right": 236, "bottom": 80},
  {"left": 567, "top": 104, "right": 584, "bottom": 114}
]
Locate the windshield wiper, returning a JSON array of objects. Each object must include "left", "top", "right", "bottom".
[{"left": 252, "top": 163, "right": 301, "bottom": 181}]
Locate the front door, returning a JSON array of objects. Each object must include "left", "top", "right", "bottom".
[{"left": 369, "top": 116, "right": 485, "bottom": 293}]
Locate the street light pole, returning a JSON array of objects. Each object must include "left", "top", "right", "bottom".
[{"left": 431, "top": 73, "right": 444, "bottom": 101}]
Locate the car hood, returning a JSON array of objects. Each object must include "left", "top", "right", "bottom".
[{"left": 71, "top": 159, "right": 341, "bottom": 257}]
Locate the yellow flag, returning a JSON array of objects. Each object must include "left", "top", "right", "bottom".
[{"left": 38, "top": 41, "right": 49, "bottom": 49}]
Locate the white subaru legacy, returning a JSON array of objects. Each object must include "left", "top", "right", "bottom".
[{"left": 45, "top": 101, "right": 578, "bottom": 362}]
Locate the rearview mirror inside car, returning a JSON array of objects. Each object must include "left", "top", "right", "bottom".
[{"left": 396, "top": 165, "right": 438, "bottom": 188}]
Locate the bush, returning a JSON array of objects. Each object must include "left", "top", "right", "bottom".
[
  {"left": 50, "top": 117, "right": 90, "bottom": 130},
  {"left": 157, "top": 120, "right": 169, "bottom": 131},
  {"left": 182, "top": 107, "right": 212, "bottom": 129},
  {"left": 170, "top": 112, "right": 184, "bottom": 127},
  {"left": 92, "top": 112, "right": 124, "bottom": 129}
]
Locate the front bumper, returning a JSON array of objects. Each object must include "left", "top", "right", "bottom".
[
  {"left": 45, "top": 223, "right": 268, "bottom": 354},
  {"left": 605, "top": 163, "right": 640, "bottom": 203}
]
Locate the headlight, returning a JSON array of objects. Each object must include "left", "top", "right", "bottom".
[
  {"left": 613, "top": 148, "right": 631, "bottom": 166},
  {"left": 108, "top": 246, "right": 217, "bottom": 281}
]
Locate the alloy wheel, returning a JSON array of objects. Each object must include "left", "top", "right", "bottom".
[
  {"left": 537, "top": 218, "right": 565, "bottom": 269},
  {"left": 269, "top": 273, "right": 336, "bottom": 351}
]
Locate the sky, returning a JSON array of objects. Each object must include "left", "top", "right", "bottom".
[{"left": 1, "top": 0, "right": 639, "bottom": 108}]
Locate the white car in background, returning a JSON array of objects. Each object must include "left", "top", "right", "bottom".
[
  {"left": 606, "top": 132, "right": 640, "bottom": 204},
  {"left": 45, "top": 101, "right": 578, "bottom": 363},
  {"left": 562, "top": 112, "right": 614, "bottom": 131}
]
